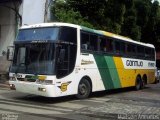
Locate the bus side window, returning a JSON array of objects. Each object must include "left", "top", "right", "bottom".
[
  {"left": 145, "top": 47, "right": 153, "bottom": 60},
  {"left": 115, "top": 41, "right": 120, "bottom": 54},
  {"left": 100, "top": 37, "right": 106, "bottom": 52},
  {"left": 151, "top": 49, "right": 155, "bottom": 60},
  {"left": 100, "top": 37, "right": 113, "bottom": 53},
  {"left": 132, "top": 45, "right": 137, "bottom": 56},
  {"left": 121, "top": 42, "right": 126, "bottom": 55},
  {"left": 60, "top": 27, "right": 77, "bottom": 44},
  {"left": 106, "top": 39, "right": 113, "bottom": 52},
  {"left": 90, "top": 34, "right": 98, "bottom": 51},
  {"left": 81, "top": 32, "right": 90, "bottom": 50},
  {"left": 126, "top": 44, "right": 131, "bottom": 56},
  {"left": 137, "top": 46, "right": 145, "bottom": 59}
]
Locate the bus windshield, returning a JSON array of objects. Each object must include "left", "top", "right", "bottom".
[
  {"left": 17, "top": 27, "right": 59, "bottom": 41},
  {"left": 10, "top": 43, "right": 55, "bottom": 75},
  {"left": 10, "top": 26, "right": 77, "bottom": 75}
]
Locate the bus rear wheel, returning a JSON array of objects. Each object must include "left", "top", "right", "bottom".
[
  {"left": 76, "top": 78, "right": 91, "bottom": 99},
  {"left": 135, "top": 76, "right": 142, "bottom": 90}
]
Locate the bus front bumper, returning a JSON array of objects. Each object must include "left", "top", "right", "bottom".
[{"left": 9, "top": 81, "right": 57, "bottom": 97}]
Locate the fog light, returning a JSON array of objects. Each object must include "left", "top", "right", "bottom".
[
  {"left": 38, "top": 87, "right": 46, "bottom": 92},
  {"left": 10, "top": 84, "right": 16, "bottom": 90}
]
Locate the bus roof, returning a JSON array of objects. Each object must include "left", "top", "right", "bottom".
[{"left": 20, "top": 22, "right": 155, "bottom": 48}]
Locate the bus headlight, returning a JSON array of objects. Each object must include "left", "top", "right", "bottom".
[
  {"left": 10, "top": 77, "right": 16, "bottom": 81},
  {"left": 44, "top": 80, "right": 53, "bottom": 84},
  {"left": 36, "top": 80, "right": 53, "bottom": 85}
]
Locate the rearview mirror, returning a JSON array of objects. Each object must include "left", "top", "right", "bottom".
[{"left": 7, "top": 46, "right": 14, "bottom": 61}]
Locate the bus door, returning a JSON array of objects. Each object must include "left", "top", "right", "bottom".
[{"left": 56, "top": 43, "right": 77, "bottom": 79}]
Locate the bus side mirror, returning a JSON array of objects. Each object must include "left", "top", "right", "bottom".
[{"left": 7, "top": 46, "right": 14, "bottom": 61}]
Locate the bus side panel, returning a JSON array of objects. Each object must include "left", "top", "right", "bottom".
[
  {"left": 147, "top": 70, "right": 155, "bottom": 84},
  {"left": 93, "top": 55, "right": 122, "bottom": 90},
  {"left": 113, "top": 57, "right": 156, "bottom": 87},
  {"left": 113, "top": 57, "right": 136, "bottom": 87},
  {"left": 80, "top": 54, "right": 106, "bottom": 92}
]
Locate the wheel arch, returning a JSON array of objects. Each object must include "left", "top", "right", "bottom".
[
  {"left": 136, "top": 74, "right": 142, "bottom": 81},
  {"left": 80, "top": 76, "right": 92, "bottom": 92},
  {"left": 142, "top": 74, "right": 147, "bottom": 84}
]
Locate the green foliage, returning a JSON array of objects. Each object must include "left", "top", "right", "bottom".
[
  {"left": 51, "top": 0, "right": 160, "bottom": 44},
  {"left": 51, "top": 0, "right": 93, "bottom": 28}
]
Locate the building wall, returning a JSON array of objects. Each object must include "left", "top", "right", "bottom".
[
  {"left": 0, "top": 0, "right": 51, "bottom": 74},
  {"left": 0, "top": 4, "right": 16, "bottom": 73},
  {"left": 22, "top": 0, "right": 46, "bottom": 25},
  {"left": 0, "top": 4, "right": 16, "bottom": 56},
  {"left": 157, "top": 52, "right": 160, "bottom": 60},
  {"left": 156, "top": 52, "right": 160, "bottom": 68}
]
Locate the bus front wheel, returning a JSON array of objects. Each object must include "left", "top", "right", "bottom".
[{"left": 76, "top": 78, "right": 91, "bottom": 99}]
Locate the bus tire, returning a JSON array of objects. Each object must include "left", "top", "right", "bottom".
[
  {"left": 142, "top": 75, "right": 147, "bottom": 88},
  {"left": 76, "top": 78, "right": 91, "bottom": 99},
  {"left": 154, "top": 78, "right": 158, "bottom": 84},
  {"left": 135, "top": 76, "right": 142, "bottom": 90}
]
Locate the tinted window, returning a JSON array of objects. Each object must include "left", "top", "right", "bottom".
[
  {"left": 90, "top": 34, "right": 98, "bottom": 51},
  {"left": 115, "top": 41, "right": 121, "bottom": 54},
  {"left": 80, "top": 31, "right": 98, "bottom": 51},
  {"left": 151, "top": 49, "right": 155, "bottom": 60},
  {"left": 145, "top": 47, "right": 155, "bottom": 60},
  {"left": 127, "top": 44, "right": 132, "bottom": 53},
  {"left": 100, "top": 37, "right": 106, "bottom": 52},
  {"left": 132, "top": 45, "right": 137, "bottom": 56},
  {"left": 60, "top": 27, "right": 77, "bottom": 44},
  {"left": 137, "top": 46, "right": 145, "bottom": 58},
  {"left": 121, "top": 42, "right": 126, "bottom": 54},
  {"left": 17, "top": 27, "right": 59, "bottom": 41},
  {"left": 81, "top": 32, "right": 90, "bottom": 50},
  {"left": 100, "top": 37, "right": 113, "bottom": 52}
]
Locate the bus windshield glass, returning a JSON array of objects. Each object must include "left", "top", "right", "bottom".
[
  {"left": 17, "top": 27, "right": 59, "bottom": 41},
  {"left": 10, "top": 43, "right": 55, "bottom": 75},
  {"left": 10, "top": 26, "right": 77, "bottom": 75}
]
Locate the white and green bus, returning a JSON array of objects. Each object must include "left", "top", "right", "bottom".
[{"left": 9, "top": 22, "right": 156, "bottom": 98}]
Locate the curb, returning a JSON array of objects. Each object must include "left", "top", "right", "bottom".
[
  {"left": 0, "top": 83, "right": 10, "bottom": 88},
  {"left": 0, "top": 81, "right": 10, "bottom": 88}
]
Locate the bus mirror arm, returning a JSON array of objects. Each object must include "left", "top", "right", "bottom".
[{"left": 7, "top": 46, "right": 14, "bottom": 61}]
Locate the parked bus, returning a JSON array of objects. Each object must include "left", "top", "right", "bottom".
[{"left": 8, "top": 22, "right": 156, "bottom": 99}]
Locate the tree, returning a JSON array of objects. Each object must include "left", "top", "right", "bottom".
[
  {"left": 121, "top": 1, "right": 141, "bottom": 41},
  {"left": 51, "top": 0, "right": 93, "bottom": 28},
  {"left": 141, "top": 0, "right": 160, "bottom": 44},
  {"left": 51, "top": 0, "right": 160, "bottom": 43}
]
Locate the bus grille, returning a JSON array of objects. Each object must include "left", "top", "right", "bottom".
[{"left": 17, "top": 78, "right": 36, "bottom": 82}]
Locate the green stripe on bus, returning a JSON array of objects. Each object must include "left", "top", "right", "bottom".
[
  {"left": 94, "top": 55, "right": 114, "bottom": 89},
  {"left": 104, "top": 56, "right": 121, "bottom": 88},
  {"left": 94, "top": 55, "right": 121, "bottom": 90},
  {"left": 81, "top": 26, "right": 103, "bottom": 35}
]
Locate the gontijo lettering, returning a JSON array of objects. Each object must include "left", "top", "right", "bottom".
[{"left": 126, "top": 60, "right": 143, "bottom": 67}]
